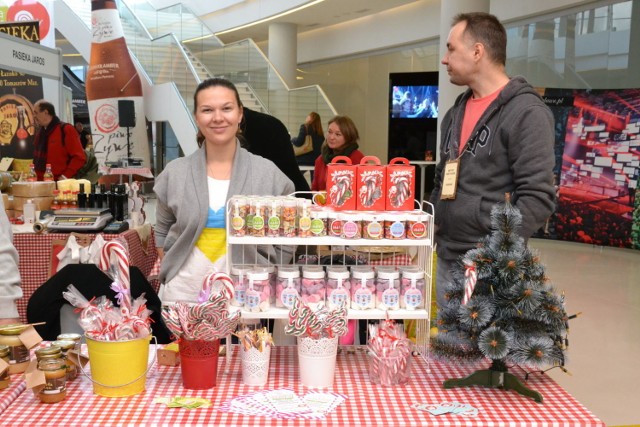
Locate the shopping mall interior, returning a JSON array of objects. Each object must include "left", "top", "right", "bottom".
[{"left": 1, "top": 1, "right": 639, "bottom": 425}]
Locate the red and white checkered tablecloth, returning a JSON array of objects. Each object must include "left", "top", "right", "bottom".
[
  {"left": 0, "top": 346, "right": 604, "bottom": 426},
  {"left": 0, "top": 374, "right": 26, "bottom": 415},
  {"left": 13, "top": 229, "right": 159, "bottom": 323}
]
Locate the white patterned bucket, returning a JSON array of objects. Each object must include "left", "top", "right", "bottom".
[
  {"left": 240, "top": 346, "right": 271, "bottom": 386},
  {"left": 297, "top": 336, "right": 339, "bottom": 388}
]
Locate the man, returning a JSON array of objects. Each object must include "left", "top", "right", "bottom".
[
  {"left": 32, "top": 100, "right": 86, "bottom": 181},
  {"left": 429, "top": 12, "right": 555, "bottom": 308},
  {"left": 75, "top": 120, "right": 92, "bottom": 149},
  {"left": 241, "top": 107, "right": 310, "bottom": 194},
  {"left": 0, "top": 197, "right": 22, "bottom": 325}
]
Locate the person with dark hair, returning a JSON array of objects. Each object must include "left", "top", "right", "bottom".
[
  {"left": 74, "top": 120, "right": 92, "bottom": 149},
  {"left": 292, "top": 111, "right": 324, "bottom": 168},
  {"left": 32, "top": 100, "right": 86, "bottom": 180},
  {"left": 0, "top": 197, "right": 21, "bottom": 326},
  {"left": 240, "top": 107, "right": 310, "bottom": 194},
  {"left": 429, "top": 12, "right": 555, "bottom": 308},
  {"left": 154, "top": 78, "right": 294, "bottom": 304},
  {"left": 311, "top": 115, "right": 365, "bottom": 191}
]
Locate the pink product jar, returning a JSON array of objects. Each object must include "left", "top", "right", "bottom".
[
  {"left": 246, "top": 270, "right": 271, "bottom": 312},
  {"left": 400, "top": 270, "right": 426, "bottom": 310},
  {"left": 384, "top": 213, "right": 407, "bottom": 240},
  {"left": 276, "top": 267, "right": 301, "bottom": 309},
  {"left": 326, "top": 267, "right": 351, "bottom": 310},
  {"left": 406, "top": 212, "right": 429, "bottom": 239},
  {"left": 375, "top": 270, "right": 400, "bottom": 310},
  {"left": 266, "top": 265, "right": 277, "bottom": 304},
  {"left": 350, "top": 267, "right": 376, "bottom": 310},
  {"left": 361, "top": 213, "right": 384, "bottom": 240},
  {"left": 301, "top": 266, "right": 326, "bottom": 311},
  {"left": 340, "top": 212, "right": 362, "bottom": 240},
  {"left": 230, "top": 265, "right": 253, "bottom": 307},
  {"left": 229, "top": 196, "right": 249, "bottom": 237}
]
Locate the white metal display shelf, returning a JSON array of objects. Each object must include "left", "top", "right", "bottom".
[
  {"left": 227, "top": 236, "right": 431, "bottom": 247},
  {"left": 229, "top": 307, "right": 429, "bottom": 320}
]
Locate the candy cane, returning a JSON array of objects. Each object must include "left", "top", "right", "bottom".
[
  {"left": 100, "top": 240, "right": 131, "bottom": 307},
  {"left": 461, "top": 261, "right": 477, "bottom": 305},
  {"left": 201, "top": 271, "right": 234, "bottom": 302}
]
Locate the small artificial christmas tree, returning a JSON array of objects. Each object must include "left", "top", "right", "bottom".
[{"left": 431, "top": 194, "right": 569, "bottom": 403}]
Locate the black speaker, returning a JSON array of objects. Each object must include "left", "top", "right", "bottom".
[{"left": 118, "top": 100, "right": 136, "bottom": 127}]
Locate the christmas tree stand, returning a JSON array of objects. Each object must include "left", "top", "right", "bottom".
[{"left": 443, "top": 360, "right": 543, "bottom": 403}]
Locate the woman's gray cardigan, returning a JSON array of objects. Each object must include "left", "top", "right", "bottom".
[{"left": 154, "top": 141, "right": 295, "bottom": 284}]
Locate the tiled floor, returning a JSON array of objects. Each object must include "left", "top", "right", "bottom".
[
  {"left": 529, "top": 238, "right": 640, "bottom": 427},
  {"left": 143, "top": 195, "right": 639, "bottom": 426}
]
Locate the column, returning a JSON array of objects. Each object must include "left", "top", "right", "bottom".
[{"left": 268, "top": 22, "right": 298, "bottom": 88}]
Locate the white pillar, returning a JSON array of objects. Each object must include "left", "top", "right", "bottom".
[
  {"left": 268, "top": 22, "right": 298, "bottom": 88},
  {"left": 437, "top": 0, "right": 490, "bottom": 162}
]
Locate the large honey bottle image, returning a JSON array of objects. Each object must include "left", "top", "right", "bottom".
[
  {"left": 9, "top": 105, "right": 33, "bottom": 160},
  {"left": 86, "top": 0, "right": 150, "bottom": 167}
]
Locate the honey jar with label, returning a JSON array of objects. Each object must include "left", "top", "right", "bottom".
[
  {"left": 37, "top": 358, "right": 67, "bottom": 404},
  {"left": 0, "top": 324, "right": 31, "bottom": 374}
]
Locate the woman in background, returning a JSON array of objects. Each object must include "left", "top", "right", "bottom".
[
  {"left": 311, "top": 115, "right": 364, "bottom": 191},
  {"left": 154, "top": 78, "right": 294, "bottom": 304},
  {"left": 292, "top": 112, "right": 324, "bottom": 173}
]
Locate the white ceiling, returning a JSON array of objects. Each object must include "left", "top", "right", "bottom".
[{"left": 207, "top": 0, "right": 421, "bottom": 45}]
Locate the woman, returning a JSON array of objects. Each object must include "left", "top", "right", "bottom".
[
  {"left": 154, "top": 78, "right": 295, "bottom": 304},
  {"left": 292, "top": 112, "right": 324, "bottom": 167},
  {"left": 311, "top": 115, "right": 365, "bottom": 191}
]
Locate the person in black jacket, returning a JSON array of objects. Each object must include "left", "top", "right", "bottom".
[
  {"left": 291, "top": 111, "right": 324, "bottom": 168},
  {"left": 241, "top": 107, "right": 310, "bottom": 194}
]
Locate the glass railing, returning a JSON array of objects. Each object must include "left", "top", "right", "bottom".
[
  {"left": 60, "top": 0, "right": 337, "bottom": 133},
  {"left": 122, "top": 0, "right": 337, "bottom": 132},
  {"left": 116, "top": 0, "right": 201, "bottom": 113}
]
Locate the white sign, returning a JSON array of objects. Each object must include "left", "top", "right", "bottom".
[{"left": 0, "top": 31, "right": 60, "bottom": 80}]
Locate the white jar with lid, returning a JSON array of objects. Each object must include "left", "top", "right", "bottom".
[
  {"left": 276, "top": 266, "right": 301, "bottom": 309},
  {"left": 246, "top": 269, "right": 271, "bottom": 312},
  {"left": 230, "top": 264, "right": 253, "bottom": 307},
  {"left": 326, "top": 266, "right": 351, "bottom": 310},
  {"left": 301, "top": 266, "right": 326, "bottom": 310},
  {"left": 350, "top": 267, "right": 375, "bottom": 310},
  {"left": 376, "top": 269, "right": 400, "bottom": 310},
  {"left": 400, "top": 269, "right": 426, "bottom": 309}
]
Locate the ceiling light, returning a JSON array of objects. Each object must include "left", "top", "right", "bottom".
[{"left": 214, "top": 0, "right": 324, "bottom": 36}]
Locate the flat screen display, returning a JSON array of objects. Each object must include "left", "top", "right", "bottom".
[{"left": 391, "top": 85, "right": 439, "bottom": 119}]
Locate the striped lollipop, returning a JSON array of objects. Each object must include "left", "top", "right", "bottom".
[{"left": 99, "top": 239, "right": 131, "bottom": 309}]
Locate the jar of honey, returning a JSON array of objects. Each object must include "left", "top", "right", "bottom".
[
  {"left": 0, "top": 324, "right": 31, "bottom": 374},
  {"left": 52, "top": 340, "right": 78, "bottom": 381},
  {"left": 37, "top": 358, "right": 67, "bottom": 404},
  {"left": 0, "top": 345, "right": 10, "bottom": 389}
]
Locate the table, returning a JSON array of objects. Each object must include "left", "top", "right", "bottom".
[
  {"left": 409, "top": 160, "right": 436, "bottom": 206},
  {"left": 0, "top": 375, "right": 26, "bottom": 415},
  {"left": 0, "top": 346, "right": 604, "bottom": 426},
  {"left": 12, "top": 228, "right": 159, "bottom": 323}
]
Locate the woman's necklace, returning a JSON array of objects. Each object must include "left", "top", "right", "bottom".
[{"left": 207, "top": 162, "right": 231, "bottom": 180}]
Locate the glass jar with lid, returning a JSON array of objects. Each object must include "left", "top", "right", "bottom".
[
  {"left": 246, "top": 269, "right": 271, "bottom": 312},
  {"left": 326, "top": 266, "right": 351, "bottom": 310},
  {"left": 351, "top": 267, "right": 376, "bottom": 310},
  {"left": 0, "top": 345, "right": 10, "bottom": 389},
  {"left": 37, "top": 358, "right": 67, "bottom": 404},
  {"left": 376, "top": 269, "right": 400, "bottom": 310},
  {"left": 276, "top": 266, "right": 301, "bottom": 309},
  {"left": 230, "top": 264, "right": 254, "bottom": 307},
  {"left": 0, "top": 324, "right": 31, "bottom": 374},
  {"left": 52, "top": 340, "right": 78, "bottom": 381},
  {"left": 301, "top": 266, "right": 326, "bottom": 311}
]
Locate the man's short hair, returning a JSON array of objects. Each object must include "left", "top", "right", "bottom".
[
  {"left": 35, "top": 100, "right": 56, "bottom": 116},
  {"left": 452, "top": 12, "right": 507, "bottom": 66}
]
